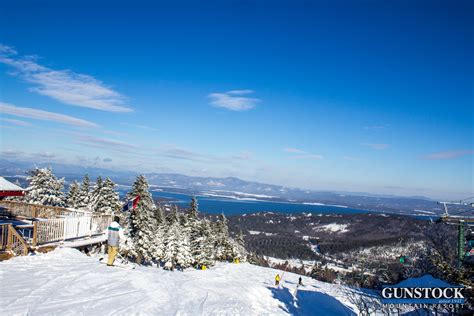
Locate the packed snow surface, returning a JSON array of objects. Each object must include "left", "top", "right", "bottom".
[{"left": 0, "top": 248, "right": 365, "bottom": 315}]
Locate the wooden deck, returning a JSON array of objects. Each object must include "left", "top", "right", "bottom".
[{"left": 0, "top": 201, "right": 112, "bottom": 260}]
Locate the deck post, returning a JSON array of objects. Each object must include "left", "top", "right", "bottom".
[
  {"left": 6, "top": 224, "right": 12, "bottom": 251},
  {"left": 32, "top": 221, "right": 38, "bottom": 246}
]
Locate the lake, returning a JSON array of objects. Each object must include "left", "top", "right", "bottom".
[{"left": 146, "top": 190, "right": 370, "bottom": 216}]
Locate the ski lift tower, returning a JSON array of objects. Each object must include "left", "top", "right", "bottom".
[{"left": 437, "top": 198, "right": 474, "bottom": 267}]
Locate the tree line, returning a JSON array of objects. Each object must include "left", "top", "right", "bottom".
[{"left": 11, "top": 167, "right": 247, "bottom": 270}]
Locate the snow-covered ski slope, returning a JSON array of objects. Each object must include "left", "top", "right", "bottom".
[{"left": 1, "top": 248, "right": 367, "bottom": 315}]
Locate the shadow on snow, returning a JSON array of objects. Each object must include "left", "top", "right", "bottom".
[{"left": 268, "top": 286, "right": 355, "bottom": 315}]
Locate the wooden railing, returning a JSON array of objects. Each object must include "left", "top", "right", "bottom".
[
  {"left": 0, "top": 200, "right": 92, "bottom": 219},
  {"left": 0, "top": 224, "right": 29, "bottom": 256},
  {"left": 35, "top": 215, "right": 111, "bottom": 245},
  {"left": 0, "top": 223, "right": 8, "bottom": 252},
  {"left": 7, "top": 225, "right": 29, "bottom": 256}
]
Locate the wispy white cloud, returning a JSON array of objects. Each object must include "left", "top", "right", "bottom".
[
  {"left": 0, "top": 148, "right": 59, "bottom": 162},
  {"left": 422, "top": 150, "right": 473, "bottom": 160},
  {"left": 0, "top": 44, "right": 132, "bottom": 112},
  {"left": 0, "top": 117, "right": 33, "bottom": 127},
  {"left": 1, "top": 148, "right": 115, "bottom": 168},
  {"left": 226, "top": 89, "right": 255, "bottom": 95},
  {"left": 75, "top": 134, "right": 139, "bottom": 151},
  {"left": 343, "top": 155, "right": 359, "bottom": 161},
  {"left": 208, "top": 90, "right": 260, "bottom": 111},
  {"left": 154, "top": 145, "right": 251, "bottom": 164},
  {"left": 0, "top": 148, "right": 24, "bottom": 158},
  {"left": 283, "top": 147, "right": 323, "bottom": 160},
  {"left": 362, "top": 143, "right": 389, "bottom": 150},
  {"left": 120, "top": 122, "right": 158, "bottom": 132},
  {"left": 0, "top": 44, "right": 17, "bottom": 55},
  {"left": 284, "top": 148, "right": 307, "bottom": 154},
  {"left": 0, "top": 102, "right": 98, "bottom": 128}
]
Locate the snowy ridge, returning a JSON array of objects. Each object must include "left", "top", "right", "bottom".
[{"left": 0, "top": 248, "right": 374, "bottom": 315}]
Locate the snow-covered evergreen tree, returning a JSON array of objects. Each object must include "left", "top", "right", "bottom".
[
  {"left": 153, "top": 223, "right": 165, "bottom": 261},
  {"left": 90, "top": 177, "right": 120, "bottom": 214},
  {"left": 66, "top": 180, "right": 80, "bottom": 208},
  {"left": 154, "top": 203, "right": 165, "bottom": 225},
  {"left": 213, "top": 214, "right": 233, "bottom": 260},
  {"left": 162, "top": 223, "right": 177, "bottom": 270},
  {"left": 89, "top": 176, "right": 104, "bottom": 212},
  {"left": 162, "top": 221, "right": 192, "bottom": 270},
  {"left": 25, "top": 167, "right": 65, "bottom": 207},
  {"left": 166, "top": 205, "right": 180, "bottom": 225},
  {"left": 126, "top": 175, "right": 157, "bottom": 263},
  {"left": 229, "top": 230, "right": 247, "bottom": 262},
  {"left": 192, "top": 218, "right": 215, "bottom": 268},
  {"left": 188, "top": 197, "right": 199, "bottom": 221},
  {"left": 76, "top": 174, "right": 91, "bottom": 210}
]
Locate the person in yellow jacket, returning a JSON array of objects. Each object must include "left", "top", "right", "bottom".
[{"left": 275, "top": 274, "right": 281, "bottom": 286}]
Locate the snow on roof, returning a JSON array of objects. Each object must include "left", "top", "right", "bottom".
[{"left": 0, "top": 177, "right": 24, "bottom": 191}]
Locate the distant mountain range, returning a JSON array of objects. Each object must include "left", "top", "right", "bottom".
[{"left": 0, "top": 158, "right": 444, "bottom": 215}]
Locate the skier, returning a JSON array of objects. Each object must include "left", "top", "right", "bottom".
[
  {"left": 107, "top": 215, "right": 125, "bottom": 266},
  {"left": 275, "top": 274, "right": 281, "bottom": 287},
  {"left": 298, "top": 276, "right": 303, "bottom": 286}
]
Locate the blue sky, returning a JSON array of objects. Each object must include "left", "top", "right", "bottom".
[{"left": 0, "top": 0, "right": 472, "bottom": 199}]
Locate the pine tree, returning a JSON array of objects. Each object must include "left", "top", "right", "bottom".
[
  {"left": 89, "top": 177, "right": 120, "bottom": 214},
  {"left": 66, "top": 180, "right": 80, "bottom": 208},
  {"left": 214, "top": 214, "right": 233, "bottom": 261},
  {"left": 76, "top": 174, "right": 91, "bottom": 210},
  {"left": 237, "top": 229, "right": 245, "bottom": 248},
  {"left": 154, "top": 204, "right": 165, "bottom": 225},
  {"left": 162, "top": 222, "right": 180, "bottom": 270},
  {"left": 89, "top": 176, "right": 104, "bottom": 212},
  {"left": 153, "top": 223, "right": 165, "bottom": 261},
  {"left": 176, "top": 221, "right": 193, "bottom": 269},
  {"left": 126, "top": 175, "right": 157, "bottom": 263},
  {"left": 162, "top": 220, "right": 193, "bottom": 270},
  {"left": 188, "top": 197, "right": 199, "bottom": 221},
  {"left": 25, "top": 167, "right": 65, "bottom": 207},
  {"left": 102, "top": 177, "right": 121, "bottom": 214},
  {"left": 167, "top": 205, "right": 180, "bottom": 225},
  {"left": 230, "top": 230, "right": 247, "bottom": 262},
  {"left": 193, "top": 219, "right": 215, "bottom": 268}
]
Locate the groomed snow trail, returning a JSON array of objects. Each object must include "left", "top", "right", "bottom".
[{"left": 0, "top": 248, "right": 359, "bottom": 315}]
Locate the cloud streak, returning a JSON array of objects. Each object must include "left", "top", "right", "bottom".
[
  {"left": 121, "top": 122, "right": 158, "bottom": 132},
  {"left": 0, "top": 44, "right": 131, "bottom": 112},
  {"left": 422, "top": 150, "right": 473, "bottom": 160},
  {"left": 0, "top": 102, "right": 98, "bottom": 128},
  {"left": 208, "top": 90, "right": 260, "bottom": 111},
  {"left": 283, "top": 147, "right": 323, "bottom": 160},
  {"left": 0, "top": 117, "right": 33, "bottom": 127},
  {"left": 75, "top": 134, "right": 139, "bottom": 151}
]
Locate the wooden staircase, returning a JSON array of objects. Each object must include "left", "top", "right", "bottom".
[{"left": 0, "top": 223, "right": 29, "bottom": 260}]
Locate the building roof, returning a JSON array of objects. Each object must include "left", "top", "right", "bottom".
[{"left": 0, "top": 177, "right": 24, "bottom": 191}]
